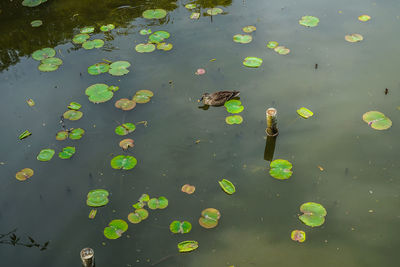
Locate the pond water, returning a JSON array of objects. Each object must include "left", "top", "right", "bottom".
[{"left": 0, "top": 0, "right": 399, "bottom": 266}]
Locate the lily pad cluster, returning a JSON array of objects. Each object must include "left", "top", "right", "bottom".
[
  {"left": 73, "top": 26, "right": 105, "bottom": 49},
  {"left": 104, "top": 219, "right": 128, "bottom": 239},
  {"left": 362, "top": 111, "right": 392, "bottom": 130},
  {"left": 148, "top": 196, "right": 169, "bottom": 210},
  {"left": 224, "top": 100, "right": 244, "bottom": 125},
  {"left": 59, "top": 146, "right": 76, "bottom": 159},
  {"left": 87, "top": 61, "right": 131, "bottom": 76},
  {"left": 62, "top": 101, "right": 83, "bottom": 121},
  {"left": 56, "top": 128, "right": 85, "bottom": 140},
  {"left": 129, "top": 194, "right": 168, "bottom": 224},
  {"left": 233, "top": 25, "right": 256, "bottom": 44},
  {"left": 206, "top": 8, "right": 223, "bottom": 16},
  {"left": 128, "top": 209, "right": 149, "bottom": 224},
  {"left": 266, "top": 41, "right": 290, "bottom": 55},
  {"left": 170, "top": 221, "right": 192, "bottom": 234},
  {"left": 133, "top": 90, "right": 154, "bottom": 103},
  {"left": 199, "top": 208, "right": 221, "bottom": 229},
  {"left": 85, "top": 83, "right": 119, "bottom": 103},
  {"left": 100, "top": 24, "right": 115, "bottom": 32},
  {"left": 269, "top": 159, "right": 293, "bottom": 180},
  {"left": 22, "top": 0, "right": 47, "bottom": 7},
  {"left": 136, "top": 31, "right": 172, "bottom": 53},
  {"left": 32, "top": 47, "right": 63, "bottom": 72}
]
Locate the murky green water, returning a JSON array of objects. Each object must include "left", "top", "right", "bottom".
[{"left": 1, "top": 0, "right": 399, "bottom": 266}]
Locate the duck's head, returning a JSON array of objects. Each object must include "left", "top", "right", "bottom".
[{"left": 198, "top": 93, "right": 210, "bottom": 103}]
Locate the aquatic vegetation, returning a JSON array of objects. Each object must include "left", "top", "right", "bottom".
[
  {"left": 119, "top": 139, "right": 134, "bottom": 150},
  {"left": 178, "top": 240, "right": 198, "bottom": 252},
  {"left": 56, "top": 131, "right": 68, "bottom": 141},
  {"left": 190, "top": 13, "right": 200, "bottom": 19},
  {"left": 27, "top": 99, "right": 35, "bottom": 107},
  {"left": 82, "top": 39, "right": 104, "bottom": 50},
  {"left": 100, "top": 24, "right": 115, "bottom": 32},
  {"left": 206, "top": 8, "right": 223, "bottom": 15},
  {"left": 139, "top": 29, "right": 152, "bottom": 35},
  {"left": 181, "top": 184, "right": 195, "bottom": 194},
  {"left": 291, "top": 230, "right": 306, "bottom": 242},
  {"left": 86, "top": 189, "right": 109, "bottom": 207},
  {"left": 22, "top": 0, "right": 47, "bottom": 7},
  {"left": 199, "top": 208, "right": 220, "bottom": 229},
  {"left": 345, "top": 33, "right": 363, "bottom": 42},
  {"left": 19, "top": 130, "right": 32, "bottom": 140},
  {"left": 69, "top": 128, "right": 85, "bottom": 140},
  {"left": 115, "top": 98, "right": 136, "bottom": 111},
  {"left": 72, "top": 33, "right": 90, "bottom": 44},
  {"left": 110, "top": 155, "right": 137, "bottom": 170},
  {"left": 31, "top": 20, "right": 42, "bottom": 27},
  {"left": 299, "top": 202, "right": 327, "bottom": 227},
  {"left": 185, "top": 4, "right": 197, "bottom": 9},
  {"left": 127, "top": 209, "right": 149, "bottom": 224},
  {"left": 219, "top": 179, "right": 236, "bottom": 194},
  {"left": 242, "top": 26, "right": 256, "bottom": 33},
  {"left": 132, "top": 90, "right": 154, "bottom": 103},
  {"left": 68, "top": 102, "right": 81, "bottom": 110},
  {"left": 157, "top": 43, "right": 173, "bottom": 51},
  {"left": 299, "top": 16, "right": 320, "bottom": 27},
  {"left": 63, "top": 110, "right": 83, "bottom": 121},
  {"left": 85, "top": 84, "right": 119, "bottom": 103},
  {"left": 274, "top": 46, "right": 290, "bottom": 55},
  {"left": 195, "top": 68, "right": 205, "bottom": 75},
  {"left": 358, "top": 15, "right": 371, "bottom": 22},
  {"left": 87, "top": 63, "right": 109, "bottom": 75},
  {"left": 362, "top": 111, "right": 392, "bottom": 130},
  {"left": 170, "top": 221, "right": 192, "bottom": 234},
  {"left": 269, "top": 159, "right": 293, "bottom": 180},
  {"left": 108, "top": 61, "right": 131, "bottom": 76},
  {"left": 32, "top": 48, "right": 55, "bottom": 61},
  {"left": 224, "top": 100, "right": 244, "bottom": 114},
  {"left": 80, "top": 26, "right": 95, "bottom": 34},
  {"left": 88, "top": 209, "right": 97, "bottom": 219},
  {"left": 37, "top": 149, "right": 55, "bottom": 161},
  {"left": 132, "top": 194, "right": 150, "bottom": 209},
  {"left": 115, "top": 123, "right": 136, "bottom": 135},
  {"left": 38, "top": 57, "right": 62, "bottom": 72},
  {"left": 233, "top": 34, "right": 252, "bottom": 44},
  {"left": 225, "top": 115, "right": 243, "bottom": 125},
  {"left": 148, "top": 197, "right": 168, "bottom": 209},
  {"left": 135, "top": 43, "right": 156, "bottom": 53},
  {"left": 297, "top": 107, "right": 314, "bottom": 119},
  {"left": 103, "top": 219, "right": 128, "bottom": 239},
  {"left": 58, "top": 146, "right": 75, "bottom": 159},
  {"left": 243, "top": 57, "right": 263, "bottom": 68},
  {"left": 15, "top": 168, "right": 34, "bottom": 181},
  {"left": 267, "top": 41, "right": 279, "bottom": 49},
  {"left": 142, "top": 9, "right": 167, "bottom": 19},
  {"left": 149, "top": 31, "right": 170, "bottom": 43}
]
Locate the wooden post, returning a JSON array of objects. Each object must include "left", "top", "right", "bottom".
[
  {"left": 80, "top": 248, "right": 94, "bottom": 267},
  {"left": 266, "top": 108, "right": 278, "bottom": 136}
]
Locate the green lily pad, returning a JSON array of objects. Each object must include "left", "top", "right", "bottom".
[
  {"left": 206, "top": 8, "right": 223, "bottom": 15},
  {"left": 110, "top": 155, "right": 137, "bottom": 170},
  {"left": 345, "top": 33, "right": 363, "bottom": 43},
  {"left": 80, "top": 26, "right": 95, "bottom": 34},
  {"left": 243, "top": 57, "right": 263, "bottom": 68},
  {"left": 267, "top": 41, "right": 279, "bottom": 49},
  {"left": 68, "top": 102, "right": 81, "bottom": 110},
  {"left": 149, "top": 31, "right": 170, "bottom": 44},
  {"left": 82, "top": 39, "right": 104, "bottom": 49},
  {"left": 140, "top": 29, "right": 152, "bottom": 35},
  {"left": 41, "top": 57, "right": 62, "bottom": 65},
  {"left": 299, "top": 202, "right": 327, "bottom": 227},
  {"left": 181, "top": 184, "right": 195, "bottom": 194},
  {"left": 108, "top": 61, "right": 131, "bottom": 76},
  {"left": 69, "top": 128, "right": 85, "bottom": 140},
  {"left": 103, "top": 219, "right": 128, "bottom": 239},
  {"left": 225, "top": 115, "right": 243, "bottom": 125},
  {"left": 87, "top": 62, "right": 109, "bottom": 75},
  {"left": 269, "top": 159, "right": 293, "bottom": 180},
  {"left": 87, "top": 189, "right": 109, "bottom": 207},
  {"left": 142, "top": 9, "right": 167, "bottom": 19},
  {"left": 15, "top": 168, "right": 34, "bottom": 181},
  {"left": 100, "top": 24, "right": 115, "bottom": 32},
  {"left": 31, "top": 20, "right": 42, "bottom": 27},
  {"left": 22, "top": 0, "right": 46, "bottom": 7},
  {"left": 274, "top": 46, "right": 290, "bottom": 55},
  {"left": 358, "top": 15, "right": 371, "bottom": 22},
  {"left": 190, "top": 12, "right": 200, "bottom": 19},
  {"left": 115, "top": 98, "right": 136, "bottom": 111},
  {"left": 224, "top": 100, "right": 244, "bottom": 114},
  {"left": 185, "top": 4, "right": 197, "bottom": 9},
  {"left": 38, "top": 63, "right": 58, "bottom": 72},
  {"left": 132, "top": 193, "right": 150, "bottom": 209},
  {"left": 32, "top": 48, "right": 55, "bottom": 61},
  {"left": 132, "top": 90, "right": 154, "bottom": 103},
  {"left": 147, "top": 197, "right": 168, "bottom": 210},
  {"left": 72, "top": 33, "right": 90, "bottom": 44},
  {"left": 297, "top": 107, "right": 314, "bottom": 119},
  {"left": 59, "top": 146, "right": 75, "bottom": 159},
  {"left": 63, "top": 110, "right": 83, "bottom": 121},
  {"left": 85, "top": 84, "right": 117, "bottom": 103},
  {"left": 219, "top": 179, "right": 236, "bottom": 194},
  {"left": 242, "top": 25, "right": 256, "bottom": 33},
  {"left": 291, "top": 230, "right": 306, "bottom": 242},
  {"left": 135, "top": 43, "right": 156, "bottom": 53},
  {"left": 199, "top": 208, "right": 220, "bottom": 229},
  {"left": 19, "top": 130, "right": 32, "bottom": 140},
  {"left": 115, "top": 123, "right": 136, "bottom": 135},
  {"left": 299, "top": 16, "right": 320, "bottom": 27},
  {"left": 157, "top": 43, "right": 173, "bottom": 51},
  {"left": 233, "top": 34, "right": 252, "bottom": 44},
  {"left": 170, "top": 221, "right": 192, "bottom": 234},
  {"left": 178, "top": 240, "right": 198, "bottom": 253},
  {"left": 127, "top": 209, "right": 149, "bottom": 224},
  {"left": 56, "top": 130, "right": 69, "bottom": 140},
  {"left": 37, "top": 149, "right": 55, "bottom": 161},
  {"left": 362, "top": 111, "right": 392, "bottom": 130}
]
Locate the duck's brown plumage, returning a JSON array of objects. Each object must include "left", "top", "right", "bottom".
[{"left": 199, "top": 91, "right": 240, "bottom": 106}]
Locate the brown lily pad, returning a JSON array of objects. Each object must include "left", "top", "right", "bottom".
[
  {"left": 119, "top": 139, "right": 134, "bottom": 150},
  {"left": 15, "top": 168, "right": 34, "bottom": 181},
  {"left": 181, "top": 184, "right": 195, "bottom": 194},
  {"left": 115, "top": 98, "right": 136, "bottom": 111}
]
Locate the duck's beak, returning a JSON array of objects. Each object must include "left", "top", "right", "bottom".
[{"left": 198, "top": 96, "right": 203, "bottom": 103}]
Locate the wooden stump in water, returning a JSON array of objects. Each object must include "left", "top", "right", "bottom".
[
  {"left": 80, "top": 248, "right": 94, "bottom": 267},
  {"left": 266, "top": 108, "right": 278, "bottom": 136}
]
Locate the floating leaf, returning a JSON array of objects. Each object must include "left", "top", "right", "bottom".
[
  {"left": 148, "top": 197, "right": 168, "bottom": 209},
  {"left": 190, "top": 12, "right": 200, "bottom": 19},
  {"left": 119, "top": 139, "right": 134, "bottom": 150},
  {"left": 243, "top": 57, "right": 263, "bottom": 68},
  {"left": 195, "top": 68, "right": 205, "bottom": 75},
  {"left": 199, "top": 208, "right": 220, "bottom": 229},
  {"left": 15, "top": 168, "right": 34, "bottom": 181},
  {"left": 181, "top": 184, "right": 195, "bottom": 194},
  {"left": 157, "top": 43, "right": 173, "bottom": 51},
  {"left": 269, "top": 159, "right": 293, "bottom": 180},
  {"left": 27, "top": 99, "right": 35, "bottom": 107},
  {"left": 32, "top": 48, "right": 55, "bottom": 61},
  {"left": 225, "top": 115, "right": 243, "bottom": 125},
  {"left": 242, "top": 25, "right": 256, "bottom": 33},
  {"left": 362, "top": 111, "right": 392, "bottom": 130},
  {"left": 267, "top": 41, "right": 279, "bottom": 49},
  {"left": 219, "top": 179, "right": 236, "bottom": 194},
  {"left": 72, "top": 33, "right": 90, "bottom": 44},
  {"left": 133, "top": 90, "right": 153, "bottom": 103},
  {"left": 110, "top": 155, "right": 137, "bottom": 170},
  {"left": 63, "top": 110, "right": 83, "bottom": 121},
  {"left": 274, "top": 46, "right": 290, "bottom": 55},
  {"left": 38, "top": 63, "right": 58, "bottom": 72},
  {"left": 299, "top": 16, "right": 319, "bottom": 27},
  {"left": 299, "top": 202, "right": 327, "bottom": 227},
  {"left": 345, "top": 33, "right": 363, "bottom": 43},
  {"left": 56, "top": 130, "right": 68, "bottom": 140},
  {"left": 19, "top": 130, "right": 32, "bottom": 140},
  {"left": 224, "top": 100, "right": 244, "bottom": 114},
  {"left": 100, "top": 24, "right": 115, "bottom": 32},
  {"left": 68, "top": 102, "right": 81, "bottom": 110},
  {"left": 115, "top": 98, "right": 136, "bottom": 111},
  {"left": 88, "top": 209, "right": 97, "bottom": 219},
  {"left": 149, "top": 31, "right": 170, "bottom": 44},
  {"left": 85, "top": 84, "right": 118, "bottom": 103},
  {"left": 170, "top": 221, "right": 192, "bottom": 234},
  {"left": 37, "top": 149, "right": 55, "bottom": 161},
  {"left": 233, "top": 34, "right": 252, "bottom": 44},
  {"left": 108, "top": 61, "right": 131, "bottom": 76},
  {"left": 31, "top": 20, "right": 42, "bottom": 27},
  {"left": 41, "top": 57, "right": 62, "bottom": 66},
  {"left": 82, "top": 39, "right": 104, "bottom": 50},
  {"left": 297, "top": 107, "right": 314, "bottom": 119},
  {"left": 80, "top": 26, "right": 95, "bottom": 34},
  {"left": 142, "top": 9, "right": 167, "bottom": 19},
  {"left": 358, "top": 15, "right": 371, "bottom": 22},
  {"left": 127, "top": 209, "right": 149, "bottom": 224},
  {"left": 69, "top": 128, "right": 85, "bottom": 140},
  {"left": 115, "top": 123, "right": 136, "bottom": 135},
  {"left": 185, "top": 4, "right": 197, "bottom": 9},
  {"left": 178, "top": 240, "right": 198, "bottom": 253},
  {"left": 207, "top": 8, "right": 223, "bottom": 15},
  {"left": 139, "top": 194, "right": 150, "bottom": 202},
  {"left": 140, "top": 29, "right": 152, "bottom": 35},
  {"left": 58, "top": 146, "right": 75, "bottom": 159},
  {"left": 291, "top": 230, "right": 306, "bottom": 242},
  {"left": 22, "top": 0, "right": 46, "bottom": 7},
  {"left": 87, "top": 189, "right": 109, "bottom": 207},
  {"left": 103, "top": 219, "right": 128, "bottom": 239},
  {"left": 135, "top": 43, "right": 156, "bottom": 53},
  {"left": 88, "top": 62, "right": 109, "bottom": 75}
]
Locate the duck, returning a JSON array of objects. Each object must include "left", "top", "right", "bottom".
[{"left": 198, "top": 91, "right": 240, "bottom": 106}]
